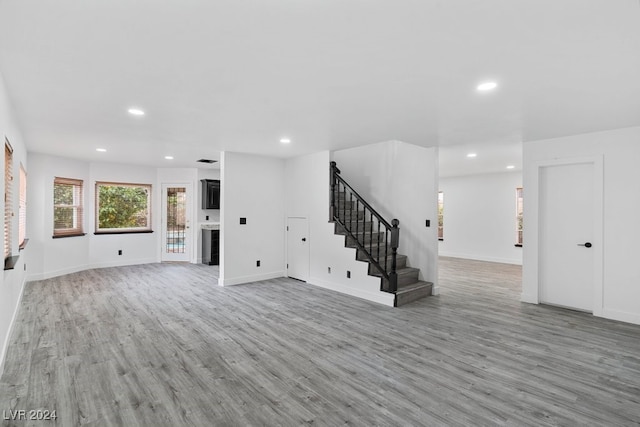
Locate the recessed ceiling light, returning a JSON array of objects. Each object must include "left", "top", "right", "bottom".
[
  {"left": 506, "top": 165, "right": 515, "bottom": 169},
  {"left": 96, "top": 148, "right": 107, "bottom": 152},
  {"left": 128, "top": 108, "right": 145, "bottom": 116},
  {"left": 164, "top": 156, "right": 174, "bottom": 160},
  {"left": 280, "top": 138, "right": 291, "bottom": 144},
  {"left": 467, "top": 153, "right": 477, "bottom": 158},
  {"left": 476, "top": 81, "right": 498, "bottom": 92}
]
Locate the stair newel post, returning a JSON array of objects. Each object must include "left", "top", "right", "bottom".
[{"left": 389, "top": 219, "right": 400, "bottom": 293}]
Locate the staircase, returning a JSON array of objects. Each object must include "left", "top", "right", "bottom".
[{"left": 330, "top": 162, "right": 433, "bottom": 307}]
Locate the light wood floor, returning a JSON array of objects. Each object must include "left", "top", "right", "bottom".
[{"left": 1, "top": 257, "right": 639, "bottom": 426}]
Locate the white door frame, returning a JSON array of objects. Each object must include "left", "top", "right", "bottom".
[
  {"left": 526, "top": 156, "right": 604, "bottom": 317},
  {"left": 161, "top": 182, "right": 194, "bottom": 263},
  {"left": 286, "top": 216, "right": 310, "bottom": 282}
]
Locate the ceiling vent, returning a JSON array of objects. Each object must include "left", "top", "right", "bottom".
[{"left": 196, "top": 159, "right": 217, "bottom": 164}]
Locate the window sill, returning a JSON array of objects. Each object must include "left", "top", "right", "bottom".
[
  {"left": 514, "top": 244, "right": 523, "bottom": 248},
  {"left": 94, "top": 230, "right": 154, "bottom": 235},
  {"left": 19, "top": 238, "right": 29, "bottom": 250},
  {"left": 53, "top": 233, "right": 87, "bottom": 239},
  {"left": 4, "top": 255, "right": 19, "bottom": 270}
]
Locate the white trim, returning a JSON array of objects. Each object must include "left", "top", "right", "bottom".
[
  {"left": 27, "top": 264, "right": 92, "bottom": 281},
  {"left": 526, "top": 156, "right": 604, "bottom": 316},
  {"left": 602, "top": 308, "right": 640, "bottom": 326},
  {"left": 160, "top": 182, "right": 194, "bottom": 263},
  {"left": 307, "top": 276, "right": 395, "bottom": 306},
  {"left": 438, "top": 252, "right": 522, "bottom": 266},
  {"left": 91, "top": 257, "right": 158, "bottom": 270},
  {"left": 0, "top": 274, "right": 27, "bottom": 377},
  {"left": 27, "top": 257, "right": 157, "bottom": 281},
  {"left": 218, "top": 271, "right": 285, "bottom": 286},
  {"left": 520, "top": 292, "right": 538, "bottom": 304},
  {"left": 286, "top": 215, "right": 310, "bottom": 282}
]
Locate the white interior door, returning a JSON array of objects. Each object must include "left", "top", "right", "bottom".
[
  {"left": 161, "top": 183, "right": 192, "bottom": 262},
  {"left": 539, "top": 162, "right": 596, "bottom": 312},
  {"left": 287, "top": 217, "right": 309, "bottom": 282}
]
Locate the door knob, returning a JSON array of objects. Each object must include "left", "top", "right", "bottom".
[
  {"left": 577, "top": 242, "right": 592, "bottom": 248},
  {"left": 302, "top": 238, "right": 307, "bottom": 242}
]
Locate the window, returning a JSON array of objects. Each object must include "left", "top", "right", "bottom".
[
  {"left": 4, "top": 139, "right": 13, "bottom": 259},
  {"left": 18, "top": 164, "right": 26, "bottom": 247},
  {"left": 438, "top": 191, "right": 444, "bottom": 240},
  {"left": 516, "top": 187, "right": 524, "bottom": 246},
  {"left": 54, "top": 177, "right": 84, "bottom": 237},
  {"left": 96, "top": 182, "right": 152, "bottom": 234}
]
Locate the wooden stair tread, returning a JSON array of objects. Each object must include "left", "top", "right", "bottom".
[
  {"left": 369, "top": 266, "right": 419, "bottom": 278},
  {"left": 358, "top": 252, "right": 407, "bottom": 262},
  {"left": 393, "top": 281, "right": 433, "bottom": 307},
  {"left": 395, "top": 281, "right": 433, "bottom": 293}
]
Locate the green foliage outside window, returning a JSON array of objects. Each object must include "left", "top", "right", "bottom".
[
  {"left": 54, "top": 184, "right": 75, "bottom": 229},
  {"left": 97, "top": 184, "right": 150, "bottom": 231}
]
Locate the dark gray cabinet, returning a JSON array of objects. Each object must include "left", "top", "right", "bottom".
[
  {"left": 202, "top": 229, "right": 219, "bottom": 265},
  {"left": 201, "top": 179, "right": 220, "bottom": 209}
]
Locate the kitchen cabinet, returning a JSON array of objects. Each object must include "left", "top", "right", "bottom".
[
  {"left": 202, "top": 227, "right": 219, "bottom": 265},
  {"left": 201, "top": 179, "right": 220, "bottom": 209}
]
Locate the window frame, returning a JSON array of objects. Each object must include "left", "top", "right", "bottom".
[
  {"left": 53, "top": 177, "right": 85, "bottom": 238},
  {"left": 95, "top": 181, "right": 153, "bottom": 234},
  {"left": 515, "top": 187, "right": 524, "bottom": 247},
  {"left": 437, "top": 191, "right": 444, "bottom": 241},
  {"left": 18, "top": 163, "right": 27, "bottom": 247},
  {"left": 4, "top": 139, "right": 13, "bottom": 259}
]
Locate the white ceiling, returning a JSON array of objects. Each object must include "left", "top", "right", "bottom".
[{"left": 0, "top": 0, "right": 639, "bottom": 175}]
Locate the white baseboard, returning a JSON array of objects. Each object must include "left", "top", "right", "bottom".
[
  {"left": 307, "top": 276, "right": 395, "bottom": 307},
  {"left": 27, "top": 258, "right": 157, "bottom": 282},
  {"left": 0, "top": 274, "right": 28, "bottom": 378},
  {"left": 431, "top": 286, "right": 440, "bottom": 296},
  {"left": 520, "top": 292, "right": 539, "bottom": 304},
  {"left": 27, "top": 264, "right": 92, "bottom": 281},
  {"left": 90, "top": 258, "right": 157, "bottom": 270},
  {"left": 439, "top": 252, "right": 522, "bottom": 266},
  {"left": 218, "top": 271, "right": 285, "bottom": 287},
  {"left": 601, "top": 308, "right": 640, "bottom": 326}
]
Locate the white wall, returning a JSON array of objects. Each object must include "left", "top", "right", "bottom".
[
  {"left": 332, "top": 141, "right": 439, "bottom": 292},
  {"left": 522, "top": 126, "right": 640, "bottom": 325},
  {"left": 439, "top": 172, "right": 523, "bottom": 265},
  {"left": 27, "top": 154, "right": 91, "bottom": 278},
  {"left": 219, "top": 152, "right": 285, "bottom": 286},
  {"left": 284, "top": 151, "right": 393, "bottom": 305},
  {"left": 0, "top": 72, "right": 29, "bottom": 374}
]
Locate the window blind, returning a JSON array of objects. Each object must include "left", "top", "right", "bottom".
[
  {"left": 516, "top": 187, "right": 524, "bottom": 245},
  {"left": 53, "top": 177, "right": 84, "bottom": 237},
  {"left": 18, "top": 164, "right": 26, "bottom": 246},
  {"left": 4, "top": 140, "right": 13, "bottom": 259}
]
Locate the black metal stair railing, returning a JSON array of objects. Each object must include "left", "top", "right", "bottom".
[{"left": 329, "top": 161, "right": 399, "bottom": 293}]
